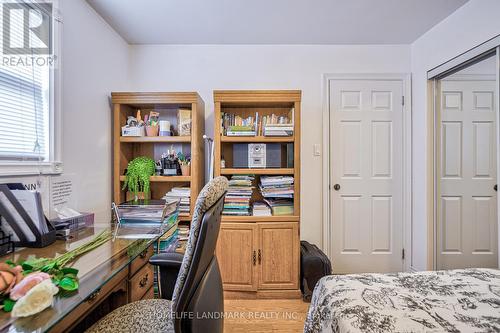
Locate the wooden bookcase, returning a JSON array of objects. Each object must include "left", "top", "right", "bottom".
[
  {"left": 111, "top": 92, "right": 205, "bottom": 222},
  {"left": 213, "top": 90, "right": 301, "bottom": 299}
]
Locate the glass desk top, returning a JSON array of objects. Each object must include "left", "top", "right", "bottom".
[{"left": 0, "top": 222, "right": 176, "bottom": 332}]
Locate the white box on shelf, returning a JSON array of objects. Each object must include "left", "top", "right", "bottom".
[{"left": 121, "top": 126, "right": 145, "bottom": 137}]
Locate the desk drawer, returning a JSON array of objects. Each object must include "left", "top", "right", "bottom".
[
  {"left": 130, "top": 245, "right": 154, "bottom": 277},
  {"left": 129, "top": 264, "right": 154, "bottom": 302},
  {"left": 142, "top": 286, "right": 155, "bottom": 300}
]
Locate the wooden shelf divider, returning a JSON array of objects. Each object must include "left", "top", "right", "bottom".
[
  {"left": 220, "top": 168, "right": 294, "bottom": 175},
  {"left": 221, "top": 136, "right": 294, "bottom": 143},
  {"left": 120, "top": 136, "right": 191, "bottom": 143},
  {"left": 119, "top": 176, "right": 191, "bottom": 183}
]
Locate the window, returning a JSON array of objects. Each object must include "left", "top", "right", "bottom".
[{"left": 0, "top": 0, "right": 61, "bottom": 175}]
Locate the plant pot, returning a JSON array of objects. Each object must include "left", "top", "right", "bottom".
[
  {"left": 181, "top": 164, "right": 190, "bottom": 176},
  {"left": 145, "top": 125, "right": 159, "bottom": 136},
  {"left": 126, "top": 191, "right": 148, "bottom": 201}
]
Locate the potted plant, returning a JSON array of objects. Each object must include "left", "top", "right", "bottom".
[
  {"left": 177, "top": 152, "right": 191, "bottom": 176},
  {"left": 122, "top": 156, "right": 156, "bottom": 200}
]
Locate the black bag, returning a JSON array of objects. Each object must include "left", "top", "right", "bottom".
[{"left": 300, "top": 241, "right": 332, "bottom": 302}]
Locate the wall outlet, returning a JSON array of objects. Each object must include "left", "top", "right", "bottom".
[{"left": 313, "top": 144, "right": 321, "bottom": 156}]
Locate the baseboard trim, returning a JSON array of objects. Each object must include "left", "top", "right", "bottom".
[{"left": 224, "top": 289, "right": 302, "bottom": 300}]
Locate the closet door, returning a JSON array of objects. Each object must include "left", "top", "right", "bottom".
[
  {"left": 258, "top": 222, "right": 299, "bottom": 290},
  {"left": 438, "top": 76, "right": 498, "bottom": 269},
  {"left": 216, "top": 223, "right": 258, "bottom": 291}
]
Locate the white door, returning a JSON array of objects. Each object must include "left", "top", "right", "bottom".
[
  {"left": 438, "top": 77, "right": 498, "bottom": 269},
  {"left": 329, "top": 79, "right": 404, "bottom": 274}
]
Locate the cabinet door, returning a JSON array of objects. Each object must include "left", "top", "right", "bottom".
[
  {"left": 216, "top": 223, "right": 258, "bottom": 291},
  {"left": 258, "top": 222, "right": 299, "bottom": 290}
]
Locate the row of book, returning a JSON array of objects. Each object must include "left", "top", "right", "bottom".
[
  {"left": 221, "top": 110, "right": 294, "bottom": 137},
  {"left": 222, "top": 175, "right": 254, "bottom": 216},
  {"left": 163, "top": 187, "right": 190, "bottom": 215}
]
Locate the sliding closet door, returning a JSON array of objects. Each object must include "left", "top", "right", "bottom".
[
  {"left": 329, "top": 78, "right": 405, "bottom": 274},
  {"left": 437, "top": 57, "right": 498, "bottom": 269}
]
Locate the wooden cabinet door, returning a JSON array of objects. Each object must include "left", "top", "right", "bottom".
[
  {"left": 216, "top": 223, "right": 258, "bottom": 291},
  {"left": 258, "top": 222, "right": 299, "bottom": 290}
]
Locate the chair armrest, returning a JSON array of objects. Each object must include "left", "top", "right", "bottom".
[
  {"left": 149, "top": 252, "right": 184, "bottom": 267},
  {"left": 149, "top": 252, "right": 184, "bottom": 300}
]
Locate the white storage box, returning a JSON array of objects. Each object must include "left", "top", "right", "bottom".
[{"left": 121, "top": 126, "right": 145, "bottom": 137}]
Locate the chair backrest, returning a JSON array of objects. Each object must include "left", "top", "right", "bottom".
[{"left": 171, "top": 176, "right": 228, "bottom": 332}]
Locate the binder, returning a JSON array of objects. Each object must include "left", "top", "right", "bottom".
[{"left": 0, "top": 183, "right": 56, "bottom": 248}]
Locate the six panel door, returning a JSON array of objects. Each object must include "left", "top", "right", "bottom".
[
  {"left": 438, "top": 77, "right": 498, "bottom": 269},
  {"left": 216, "top": 223, "right": 258, "bottom": 291},
  {"left": 329, "top": 79, "right": 404, "bottom": 273},
  {"left": 258, "top": 222, "right": 299, "bottom": 289}
]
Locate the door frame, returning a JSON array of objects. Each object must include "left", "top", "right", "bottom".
[{"left": 321, "top": 73, "right": 413, "bottom": 272}]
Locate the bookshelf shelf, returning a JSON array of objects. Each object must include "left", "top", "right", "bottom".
[
  {"left": 221, "top": 215, "right": 300, "bottom": 222},
  {"left": 120, "top": 136, "right": 191, "bottom": 143},
  {"left": 119, "top": 176, "right": 191, "bottom": 183},
  {"left": 112, "top": 92, "right": 205, "bottom": 218},
  {"left": 220, "top": 136, "right": 294, "bottom": 143},
  {"left": 220, "top": 168, "right": 294, "bottom": 175}
]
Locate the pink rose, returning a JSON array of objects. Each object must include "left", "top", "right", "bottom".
[{"left": 9, "top": 272, "right": 50, "bottom": 301}]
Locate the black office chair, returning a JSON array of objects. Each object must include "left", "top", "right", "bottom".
[{"left": 87, "top": 176, "right": 228, "bottom": 333}]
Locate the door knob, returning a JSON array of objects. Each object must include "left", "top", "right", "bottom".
[
  {"left": 494, "top": 184, "right": 497, "bottom": 192},
  {"left": 333, "top": 184, "right": 341, "bottom": 191}
]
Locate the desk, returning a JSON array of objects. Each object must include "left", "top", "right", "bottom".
[{"left": 0, "top": 223, "right": 175, "bottom": 333}]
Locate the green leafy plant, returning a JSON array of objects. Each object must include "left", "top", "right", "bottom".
[{"left": 122, "top": 156, "right": 156, "bottom": 199}]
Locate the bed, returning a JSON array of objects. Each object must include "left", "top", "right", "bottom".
[{"left": 304, "top": 268, "right": 500, "bottom": 333}]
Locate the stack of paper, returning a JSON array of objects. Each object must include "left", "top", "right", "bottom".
[
  {"left": 164, "top": 187, "right": 191, "bottom": 215},
  {"left": 263, "top": 198, "right": 294, "bottom": 216},
  {"left": 259, "top": 176, "right": 294, "bottom": 199},
  {"left": 223, "top": 175, "right": 254, "bottom": 216},
  {"left": 252, "top": 201, "right": 271, "bottom": 216}
]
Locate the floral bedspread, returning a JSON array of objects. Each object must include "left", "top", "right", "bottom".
[{"left": 304, "top": 268, "right": 500, "bottom": 333}]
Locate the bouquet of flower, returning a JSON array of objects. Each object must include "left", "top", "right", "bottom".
[{"left": 0, "top": 230, "right": 111, "bottom": 317}]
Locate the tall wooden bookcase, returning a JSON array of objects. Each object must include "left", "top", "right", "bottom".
[
  {"left": 213, "top": 90, "right": 301, "bottom": 299},
  {"left": 111, "top": 92, "right": 205, "bottom": 222}
]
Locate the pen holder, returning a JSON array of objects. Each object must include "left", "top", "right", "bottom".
[
  {"left": 180, "top": 164, "right": 190, "bottom": 176},
  {"left": 145, "top": 125, "right": 159, "bottom": 137}
]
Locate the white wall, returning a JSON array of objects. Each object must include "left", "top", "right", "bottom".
[
  {"left": 129, "top": 44, "right": 411, "bottom": 245},
  {"left": 410, "top": 0, "right": 500, "bottom": 270},
  {"left": 59, "top": 0, "right": 130, "bottom": 223}
]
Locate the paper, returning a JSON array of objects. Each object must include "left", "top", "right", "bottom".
[
  {"left": 0, "top": 192, "right": 36, "bottom": 242},
  {"left": 11, "top": 190, "right": 47, "bottom": 234}
]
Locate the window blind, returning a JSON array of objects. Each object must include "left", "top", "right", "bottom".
[{"left": 0, "top": 1, "right": 50, "bottom": 161}]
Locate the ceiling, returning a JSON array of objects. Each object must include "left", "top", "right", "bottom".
[{"left": 87, "top": 0, "right": 469, "bottom": 45}]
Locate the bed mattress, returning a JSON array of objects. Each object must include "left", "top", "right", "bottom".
[{"left": 304, "top": 268, "right": 500, "bottom": 333}]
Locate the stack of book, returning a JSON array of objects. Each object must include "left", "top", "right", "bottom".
[
  {"left": 163, "top": 187, "right": 191, "bottom": 215},
  {"left": 264, "top": 123, "right": 294, "bottom": 137},
  {"left": 223, "top": 175, "right": 254, "bottom": 216},
  {"left": 259, "top": 176, "right": 294, "bottom": 199},
  {"left": 252, "top": 201, "right": 272, "bottom": 216},
  {"left": 175, "top": 225, "right": 190, "bottom": 254},
  {"left": 227, "top": 125, "right": 256, "bottom": 136},
  {"left": 259, "top": 176, "right": 294, "bottom": 216},
  {"left": 263, "top": 198, "right": 294, "bottom": 216}
]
